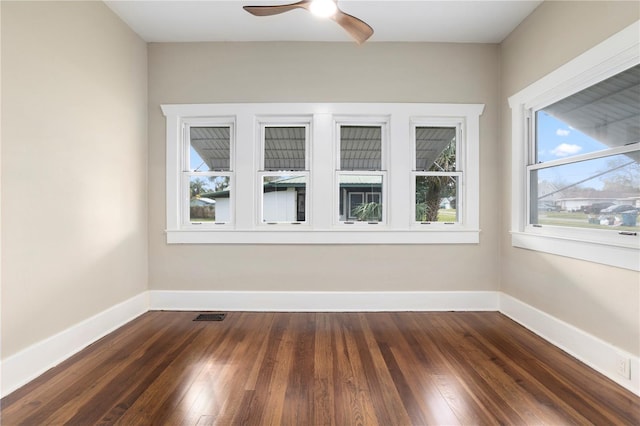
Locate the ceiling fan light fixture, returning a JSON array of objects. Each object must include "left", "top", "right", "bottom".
[
  {"left": 309, "top": 0, "right": 337, "bottom": 18},
  {"left": 242, "top": 0, "right": 373, "bottom": 44}
]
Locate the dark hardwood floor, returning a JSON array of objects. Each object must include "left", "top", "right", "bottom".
[{"left": 2, "top": 311, "right": 639, "bottom": 425}]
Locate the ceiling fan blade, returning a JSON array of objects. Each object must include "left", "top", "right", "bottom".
[
  {"left": 243, "top": 1, "right": 311, "bottom": 17},
  {"left": 332, "top": 9, "right": 374, "bottom": 44}
]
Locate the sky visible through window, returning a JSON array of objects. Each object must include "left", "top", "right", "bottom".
[
  {"left": 536, "top": 111, "right": 610, "bottom": 162},
  {"left": 536, "top": 112, "right": 637, "bottom": 191},
  {"left": 191, "top": 147, "right": 204, "bottom": 171}
]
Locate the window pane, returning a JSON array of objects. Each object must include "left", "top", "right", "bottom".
[
  {"left": 264, "top": 126, "right": 305, "bottom": 171},
  {"left": 338, "top": 174, "right": 383, "bottom": 221},
  {"left": 190, "top": 127, "right": 231, "bottom": 171},
  {"left": 530, "top": 152, "right": 640, "bottom": 230},
  {"left": 536, "top": 65, "right": 640, "bottom": 162},
  {"left": 189, "top": 176, "right": 231, "bottom": 222},
  {"left": 416, "top": 127, "right": 456, "bottom": 171},
  {"left": 415, "top": 175, "right": 458, "bottom": 222},
  {"left": 262, "top": 175, "right": 306, "bottom": 222},
  {"left": 340, "top": 125, "right": 381, "bottom": 170}
]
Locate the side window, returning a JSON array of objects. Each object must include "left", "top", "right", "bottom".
[
  {"left": 508, "top": 22, "right": 639, "bottom": 270},
  {"left": 259, "top": 124, "right": 309, "bottom": 224},
  {"left": 186, "top": 124, "right": 233, "bottom": 225},
  {"left": 529, "top": 65, "right": 639, "bottom": 232},
  {"left": 336, "top": 124, "right": 386, "bottom": 224},
  {"left": 413, "top": 125, "right": 461, "bottom": 224}
]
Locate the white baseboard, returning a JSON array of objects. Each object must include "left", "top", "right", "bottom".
[
  {"left": 499, "top": 293, "right": 640, "bottom": 396},
  {"left": 149, "top": 290, "right": 500, "bottom": 312},
  {"left": 0, "top": 292, "right": 149, "bottom": 398}
]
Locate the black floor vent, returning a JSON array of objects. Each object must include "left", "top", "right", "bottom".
[{"left": 194, "top": 313, "right": 226, "bottom": 322}]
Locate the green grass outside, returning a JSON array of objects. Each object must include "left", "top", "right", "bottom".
[
  {"left": 538, "top": 211, "right": 639, "bottom": 231},
  {"left": 437, "top": 209, "right": 457, "bottom": 222}
]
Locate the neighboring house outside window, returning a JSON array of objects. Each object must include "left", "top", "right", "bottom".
[
  {"left": 336, "top": 123, "right": 387, "bottom": 224},
  {"left": 508, "top": 22, "right": 639, "bottom": 271},
  {"left": 162, "top": 103, "right": 484, "bottom": 244},
  {"left": 258, "top": 123, "right": 310, "bottom": 225},
  {"left": 186, "top": 121, "right": 234, "bottom": 226}
]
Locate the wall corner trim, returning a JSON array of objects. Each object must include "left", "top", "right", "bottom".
[
  {"left": 499, "top": 293, "right": 639, "bottom": 396},
  {"left": 0, "top": 292, "right": 149, "bottom": 398}
]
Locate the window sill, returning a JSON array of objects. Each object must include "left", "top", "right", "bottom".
[
  {"left": 511, "top": 231, "right": 639, "bottom": 271},
  {"left": 166, "top": 229, "right": 480, "bottom": 244}
]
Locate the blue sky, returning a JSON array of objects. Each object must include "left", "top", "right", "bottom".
[
  {"left": 191, "top": 147, "right": 207, "bottom": 171},
  {"left": 536, "top": 111, "right": 609, "bottom": 162},
  {"left": 535, "top": 112, "right": 635, "bottom": 191}
]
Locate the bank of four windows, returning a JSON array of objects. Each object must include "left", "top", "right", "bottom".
[{"left": 162, "top": 103, "right": 483, "bottom": 244}]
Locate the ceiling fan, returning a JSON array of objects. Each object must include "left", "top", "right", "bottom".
[{"left": 243, "top": 0, "right": 374, "bottom": 44}]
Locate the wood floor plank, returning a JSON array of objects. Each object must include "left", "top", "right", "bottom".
[
  {"left": 2, "top": 311, "right": 639, "bottom": 426},
  {"left": 331, "top": 314, "right": 379, "bottom": 425},
  {"left": 398, "top": 313, "right": 505, "bottom": 425},
  {"left": 369, "top": 313, "right": 460, "bottom": 425},
  {"left": 282, "top": 313, "right": 316, "bottom": 425},
  {"left": 313, "top": 313, "right": 336, "bottom": 426},
  {"left": 362, "top": 313, "right": 439, "bottom": 424},
  {"left": 351, "top": 313, "right": 413, "bottom": 425}
]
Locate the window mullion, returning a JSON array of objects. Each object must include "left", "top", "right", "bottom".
[
  {"left": 235, "top": 112, "right": 255, "bottom": 229},
  {"left": 311, "top": 113, "right": 333, "bottom": 229}
]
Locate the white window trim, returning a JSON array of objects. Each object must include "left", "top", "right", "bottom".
[
  {"left": 411, "top": 119, "right": 465, "bottom": 227},
  {"left": 257, "top": 118, "right": 311, "bottom": 226},
  {"left": 161, "top": 102, "right": 484, "bottom": 244},
  {"left": 335, "top": 117, "right": 389, "bottom": 226},
  {"left": 178, "top": 117, "right": 236, "bottom": 229},
  {"left": 508, "top": 20, "right": 640, "bottom": 271}
]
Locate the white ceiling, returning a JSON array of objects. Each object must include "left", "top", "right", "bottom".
[{"left": 104, "top": 0, "right": 543, "bottom": 43}]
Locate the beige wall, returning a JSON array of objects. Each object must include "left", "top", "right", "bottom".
[
  {"left": 499, "top": 1, "right": 640, "bottom": 355},
  {"left": 148, "top": 42, "right": 501, "bottom": 292},
  {"left": 1, "top": 1, "right": 148, "bottom": 358}
]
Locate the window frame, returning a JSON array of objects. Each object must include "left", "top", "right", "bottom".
[
  {"left": 257, "top": 119, "right": 311, "bottom": 226},
  {"left": 180, "top": 117, "right": 236, "bottom": 229},
  {"left": 162, "top": 102, "right": 484, "bottom": 244},
  {"left": 411, "top": 120, "right": 464, "bottom": 226},
  {"left": 335, "top": 118, "right": 389, "bottom": 226},
  {"left": 508, "top": 20, "right": 640, "bottom": 271}
]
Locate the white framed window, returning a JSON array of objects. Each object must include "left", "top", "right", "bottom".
[
  {"left": 257, "top": 122, "right": 310, "bottom": 225},
  {"left": 412, "top": 122, "right": 463, "bottom": 226},
  {"left": 335, "top": 120, "right": 388, "bottom": 225},
  {"left": 162, "top": 103, "right": 483, "bottom": 244},
  {"left": 182, "top": 118, "right": 235, "bottom": 228},
  {"left": 508, "top": 21, "right": 640, "bottom": 271}
]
